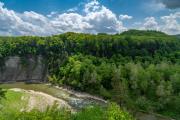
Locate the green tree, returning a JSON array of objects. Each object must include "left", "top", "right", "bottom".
[{"left": 106, "top": 103, "right": 134, "bottom": 120}]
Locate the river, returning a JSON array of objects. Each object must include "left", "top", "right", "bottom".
[
  {"left": 0, "top": 82, "right": 106, "bottom": 110},
  {"left": 0, "top": 82, "right": 174, "bottom": 120}
]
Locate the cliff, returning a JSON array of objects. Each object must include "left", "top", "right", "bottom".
[{"left": 0, "top": 56, "right": 48, "bottom": 83}]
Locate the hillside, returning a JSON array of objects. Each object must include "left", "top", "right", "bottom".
[
  {"left": 174, "top": 34, "right": 180, "bottom": 38},
  {"left": 0, "top": 30, "right": 180, "bottom": 119},
  {"left": 120, "top": 30, "right": 168, "bottom": 36}
]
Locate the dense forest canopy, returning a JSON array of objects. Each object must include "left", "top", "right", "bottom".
[
  {"left": 0, "top": 30, "right": 180, "bottom": 119},
  {"left": 0, "top": 30, "right": 179, "bottom": 63}
]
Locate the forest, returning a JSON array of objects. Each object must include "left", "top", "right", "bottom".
[{"left": 0, "top": 30, "right": 180, "bottom": 119}]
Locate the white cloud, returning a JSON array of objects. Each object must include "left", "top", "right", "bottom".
[
  {"left": 67, "top": 7, "right": 78, "bottom": 12},
  {"left": 161, "top": 12, "right": 180, "bottom": 34},
  {"left": 134, "top": 17, "right": 159, "bottom": 31},
  {"left": 0, "top": 3, "right": 44, "bottom": 36},
  {"left": 119, "top": 14, "right": 133, "bottom": 20},
  {"left": 51, "top": 13, "right": 92, "bottom": 33},
  {"left": 84, "top": 0, "right": 100, "bottom": 13},
  {"left": 0, "top": 2, "right": 4, "bottom": 7},
  {"left": 0, "top": 0, "right": 179, "bottom": 36},
  {"left": 83, "top": 0, "right": 126, "bottom": 33},
  {"left": 142, "top": 17, "right": 159, "bottom": 30},
  {"left": 47, "top": 11, "right": 57, "bottom": 17},
  {"left": 0, "top": 0, "right": 126, "bottom": 36},
  {"left": 133, "top": 12, "right": 180, "bottom": 35}
]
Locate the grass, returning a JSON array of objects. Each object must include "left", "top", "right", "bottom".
[
  {"left": 0, "top": 90, "right": 28, "bottom": 112},
  {"left": 0, "top": 83, "right": 71, "bottom": 100},
  {"left": 0, "top": 90, "right": 29, "bottom": 119}
]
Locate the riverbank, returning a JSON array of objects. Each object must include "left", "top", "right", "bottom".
[
  {"left": 0, "top": 82, "right": 175, "bottom": 120},
  {"left": 10, "top": 88, "right": 71, "bottom": 111},
  {"left": 0, "top": 82, "right": 107, "bottom": 110}
]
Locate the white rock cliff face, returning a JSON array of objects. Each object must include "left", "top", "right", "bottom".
[{"left": 0, "top": 56, "right": 48, "bottom": 82}]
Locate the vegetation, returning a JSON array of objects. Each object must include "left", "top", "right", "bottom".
[
  {"left": 0, "top": 30, "right": 180, "bottom": 119},
  {"left": 0, "top": 88, "right": 134, "bottom": 120},
  {"left": 0, "top": 88, "right": 5, "bottom": 100},
  {"left": 0, "top": 90, "right": 28, "bottom": 119},
  {"left": 0, "top": 102, "right": 134, "bottom": 120}
]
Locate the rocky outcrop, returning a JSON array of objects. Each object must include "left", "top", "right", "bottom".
[{"left": 0, "top": 56, "right": 48, "bottom": 83}]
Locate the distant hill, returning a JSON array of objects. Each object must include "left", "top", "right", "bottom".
[
  {"left": 174, "top": 34, "right": 180, "bottom": 38},
  {"left": 120, "top": 29, "right": 168, "bottom": 36}
]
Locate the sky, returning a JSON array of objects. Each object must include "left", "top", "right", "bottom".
[{"left": 0, "top": 0, "right": 179, "bottom": 36}]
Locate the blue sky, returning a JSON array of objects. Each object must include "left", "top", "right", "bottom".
[
  {"left": 1, "top": 0, "right": 178, "bottom": 19},
  {"left": 0, "top": 0, "right": 179, "bottom": 36}
]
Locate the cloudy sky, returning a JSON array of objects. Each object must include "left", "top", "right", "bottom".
[{"left": 0, "top": 0, "right": 180, "bottom": 36}]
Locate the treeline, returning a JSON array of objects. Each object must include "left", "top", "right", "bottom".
[
  {"left": 0, "top": 30, "right": 179, "bottom": 63},
  {"left": 0, "top": 30, "right": 180, "bottom": 119}
]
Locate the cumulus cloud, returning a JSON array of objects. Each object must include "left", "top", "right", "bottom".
[
  {"left": 47, "top": 11, "right": 57, "bottom": 18},
  {"left": 161, "top": 12, "right": 180, "bottom": 34},
  {"left": 157, "top": 0, "right": 180, "bottom": 9},
  {"left": 0, "top": 0, "right": 179, "bottom": 36},
  {"left": 142, "top": 17, "right": 159, "bottom": 30},
  {"left": 119, "top": 15, "right": 133, "bottom": 20},
  {"left": 0, "top": 2, "right": 56, "bottom": 36},
  {"left": 0, "top": 0, "right": 126, "bottom": 36},
  {"left": 0, "top": 3, "right": 45, "bottom": 36},
  {"left": 134, "top": 12, "right": 180, "bottom": 35},
  {"left": 51, "top": 13, "right": 92, "bottom": 33},
  {"left": 135, "top": 17, "right": 159, "bottom": 30},
  {"left": 83, "top": 0, "right": 126, "bottom": 33}
]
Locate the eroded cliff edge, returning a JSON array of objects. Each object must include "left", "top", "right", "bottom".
[{"left": 0, "top": 56, "right": 48, "bottom": 82}]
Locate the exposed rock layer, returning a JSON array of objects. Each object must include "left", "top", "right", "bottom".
[{"left": 0, "top": 56, "right": 48, "bottom": 82}]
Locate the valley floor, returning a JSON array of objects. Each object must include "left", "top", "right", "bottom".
[{"left": 0, "top": 82, "right": 175, "bottom": 120}]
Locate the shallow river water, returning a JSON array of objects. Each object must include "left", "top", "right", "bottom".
[
  {"left": 0, "top": 82, "right": 173, "bottom": 120},
  {"left": 0, "top": 82, "right": 106, "bottom": 110}
]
